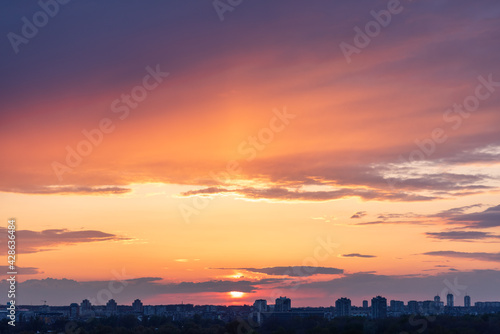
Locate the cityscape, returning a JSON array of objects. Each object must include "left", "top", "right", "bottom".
[
  {"left": 4, "top": 293, "right": 500, "bottom": 325},
  {"left": 3, "top": 1, "right": 500, "bottom": 333}
]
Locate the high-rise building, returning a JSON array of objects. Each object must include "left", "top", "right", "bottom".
[
  {"left": 80, "top": 299, "right": 92, "bottom": 316},
  {"left": 362, "top": 300, "right": 369, "bottom": 309},
  {"left": 132, "top": 299, "right": 143, "bottom": 313},
  {"left": 106, "top": 299, "right": 118, "bottom": 314},
  {"left": 253, "top": 299, "right": 268, "bottom": 312},
  {"left": 69, "top": 303, "right": 79, "bottom": 318},
  {"left": 464, "top": 295, "right": 471, "bottom": 308},
  {"left": 433, "top": 295, "right": 443, "bottom": 312},
  {"left": 335, "top": 298, "right": 351, "bottom": 317},
  {"left": 371, "top": 296, "right": 387, "bottom": 319},
  {"left": 275, "top": 297, "right": 291, "bottom": 312},
  {"left": 447, "top": 293, "right": 454, "bottom": 307}
]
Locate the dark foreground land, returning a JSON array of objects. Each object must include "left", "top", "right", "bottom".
[{"left": 2, "top": 313, "right": 500, "bottom": 334}]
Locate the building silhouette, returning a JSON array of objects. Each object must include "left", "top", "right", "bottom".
[
  {"left": 464, "top": 295, "right": 471, "bottom": 308},
  {"left": 80, "top": 299, "right": 91, "bottom": 311},
  {"left": 80, "top": 299, "right": 92, "bottom": 316},
  {"left": 362, "top": 300, "right": 368, "bottom": 309},
  {"left": 69, "top": 303, "right": 79, "bottom": 318},
  {"left": 371, "top": 296, "right": 387, "bottom": 319},
  {"left": 106, "top": 299, "right": 118, "bottom": 314},
  {"left": 132, "top": 299, "right": 143, "bottom": 313},
  {"left": 253, "top": 299, "right": 267, "bottom": 312},
  {"left": 447, "top": 294, "right": 454, "bottom": 307},
  {"left": 335, "top": 298, "right": 351, "bottom": 317},
  {"left": 275, "top": 297, "right": 291, "bottom": 312}
]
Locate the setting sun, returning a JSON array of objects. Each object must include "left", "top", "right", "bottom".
[{"left": 229, "top": 291, "right": 245, "bottom": 299}]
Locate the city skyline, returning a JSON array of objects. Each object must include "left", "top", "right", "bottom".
[
  {"left": 10, "top": 293, "right": 500, "bottom": 310},
  {"left": 2, "top": 0, "right": 500, "bottom": 310}
]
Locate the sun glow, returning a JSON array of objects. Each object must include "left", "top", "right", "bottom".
[{"left": 229, "top": 291, "right": 245, "bottom": 298}]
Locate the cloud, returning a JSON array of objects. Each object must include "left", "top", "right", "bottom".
[
  {"left": 350, "top": 211, "right": 367, "bottom": 219},
  {"left": 1, "top": 185, "right": 131, "bottom": 195},
  {"left": 180, "top": 186, "right": 436, "bottom": 202},
  {"left": 5, "top": 269, "right": 500, "bottom": 306},
  {"left": 0, "top": 227, "right": 129, "bottom": 254},
  {"left": 0, "top": 276, "right": 277, "bottom": 305},
  {"left": 431, "top": 204, "right": 485, "bottom": 218},
  {"left": 425, "top": 230, "right": 500, "bottom": 241},
  {"left": 423, "top": 251, "right": 500, "bottom": 262},
  {"left": 448, "top": 205, "right": 500, "bottom": 228},
  {"left": 360, "top": 204, "right": 498, "bottom": 228},
  {"left": 377, "top": 213, "right": 421, "bottom": 220},
  {"left": 6, "top": 269, "right": 500, "bottom": 306},
  {"left": 0, "top": 266, "right": 41, "bottom": 275},
  {"left": 383, "top": 173, "right": 492, "bottom": 194},
  {"left": 355, "top": 220, "right": 426, "bottom": 226},
  {"left": 341, "top": 253, "right": 376, "bottom": 258},
  {"left": 1, "top": 0, "right": 500, "bottom": 205},
  {"left": 216, "top": 266, "right": 344, "bottom": 277}
]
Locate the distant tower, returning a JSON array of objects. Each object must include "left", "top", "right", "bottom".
[
  {"left": 464, "top": 295, "right": 471, "bottom": 308},
  {"left": 106, "top": 299, "right": 118, "bottom": 314},
  {"left": 434, "top": 295, "right": 440, "bottom": 305},
  {"left": 371, "top": 296, "right": 387, "bottom": 319},
  {"left": 446, "top": 293, "right": 454, "bottom": 307},
  {"left": 69, "top": 303, "right": 80, "bottom": 318},
  {"left": 335, "top": 298, "right": 351, "bottom": 317},
  {"left": 275, "top": 297, "right": 291, "bottom": 312},
  {"left": 363, "top": 300, "right": 369, "bottom": 309},
  {"left": 132, "top": 299, "right": 143, "bottom": 313},
  {"left": 253, "top": 299, "right": 268, "bottom": 312},
  {"left": 80, "top": 299, "right": 92, "bottom": 316}
]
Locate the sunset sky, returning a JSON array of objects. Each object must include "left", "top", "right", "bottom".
[{"left": 1, "top": 0, "right": 500, "bottom": 307}]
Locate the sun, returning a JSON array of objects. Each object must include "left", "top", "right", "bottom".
[{"left": 229, "top": 291, "right": 245, "bottom": 298}]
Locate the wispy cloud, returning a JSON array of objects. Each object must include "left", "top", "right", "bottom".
[
  {"left": 431, "top": 204, "right": 486, "bottom": 218},
  {"left": 423, "top": 251, "right": 500, "bottom": 262},
  {"left": 350, "top": 211, "right": 367, "bottom": 219},
  {"left": 359, "top": 204, "right": 498, "bottom": 228},
  {"left": 215, "top": 266, "right": 344, "bottom": 277},
  {"left": 1, "top": 185, "right": 131, "bottom": 195},
  {"left": 0, "top": 266, "right": 41, "bottom": 275},
  {"left": 180, "top": 186, "right": 436, "bottom": 202},
  {"left": 0, "top": 228, "right": 129, "bottom": 254},
  {"left": 0, "top": 276, "right": 279, "bottom": 305},
  {"left": 341, "top": 253, "right": 376, "bottom": 258},
  {"left": 449, "top": 204, "right": 500, "bottom": 228},
  {"left": 425, "top": 230, "right": 500, "bottom": 241}
]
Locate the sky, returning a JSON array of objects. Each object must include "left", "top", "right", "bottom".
[{"left": 1, "top": 0, "right": 500, "bottom": 307}]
